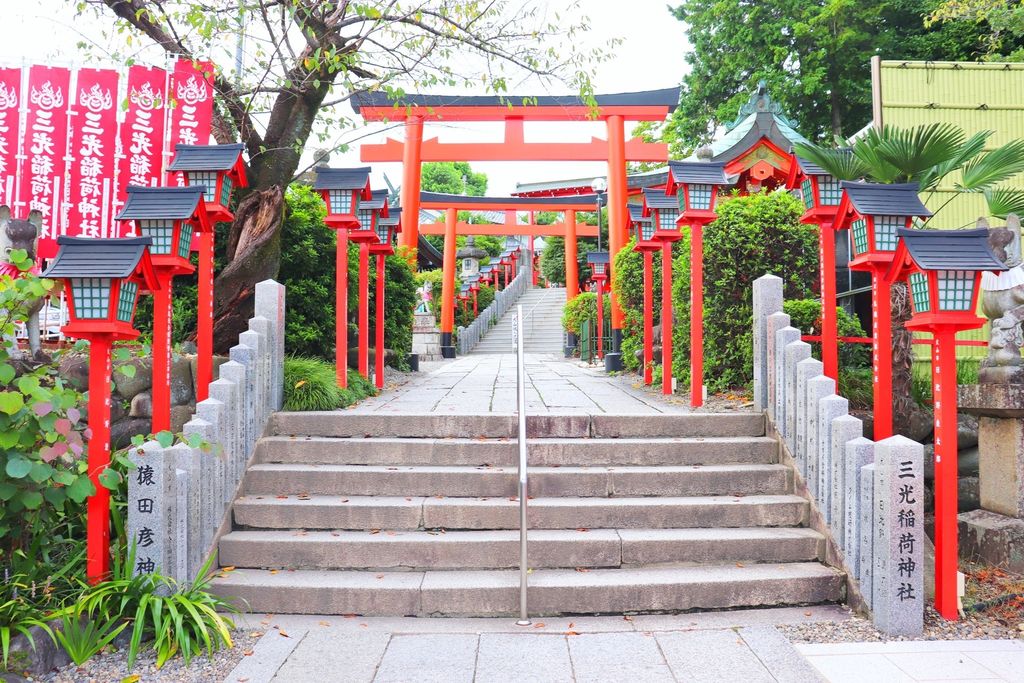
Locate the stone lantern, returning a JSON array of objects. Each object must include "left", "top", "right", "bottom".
[{"left": 458, "top": 236, "right": 487, "bottom": 279}]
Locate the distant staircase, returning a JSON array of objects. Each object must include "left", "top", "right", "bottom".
[
  {"left": 472, "top": 287, "right": 565, "bottom": 355},
  {"left": 211, "top": 412, "right": 845, "bottom": 616}
]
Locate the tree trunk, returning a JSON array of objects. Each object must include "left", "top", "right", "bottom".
[
  {"left": 830, "top": 83, "right": 844, "bottom": 139},
  {"left": 891, "top": 281, "right": 916, "bottom": 434},
  {"left": 204, "top": 186, "right": 284, "bottom": 353}
]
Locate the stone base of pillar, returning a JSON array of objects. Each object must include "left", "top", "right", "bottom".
[
  {"left": 564, "top": 332, "right": 578, "bottom": 358},
  {"left": 959, "top": 383, "right": 1024, "bottom": 518},
  {"left": 604, "top": 352, "right": 623, "bottom": 373},
  {"left": 441, "top": 345, "right": 456, "bottom": 359},
  {"left": 958, "top": 509, "right": 1024, "bottom": 574}
]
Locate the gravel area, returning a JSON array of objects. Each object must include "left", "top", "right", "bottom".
[
  {"left": 779, "top": 606, "right": 1024, "bottom": 643},
  {"left": 30, "top": 628, "right": 259, "bottom": 683},
  {"left": 612, "top": 370, "right": 754, "bottom": 412}
]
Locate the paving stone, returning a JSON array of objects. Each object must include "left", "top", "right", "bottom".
[
  {"left": 738, "top": 626, "right": 827, "bottom": 683},
  {"left": 656, "top": 629, "right": 774, "bottom": 683},
  {"left": 475, "top": 633, "right": 573, "bottom": 683},
  {"left": 567, "top": 632, "right": 675, "bottom": 683},
  {"left": 373, "top": 633, "right": 478, "bottom": 683},
  {"left": 270, "top": 630, "right": 388, "bottom": 683},
  {"left": 226, "top": 626, "right": 307, "bottom": 683}
]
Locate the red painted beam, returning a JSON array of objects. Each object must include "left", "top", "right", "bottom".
[
  {"left": 357, "top": 105, "right": 673, "bottom": 122},
  {"left": 361, "top": 136, "right": 669, "bottom": 163},
  {"left": 418, "top": 222, "right": 599, "bottom": 237}
]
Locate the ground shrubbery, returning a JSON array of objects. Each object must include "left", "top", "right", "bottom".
[{"left": 283, "top": 356, "right": 377, "bottom": 411}]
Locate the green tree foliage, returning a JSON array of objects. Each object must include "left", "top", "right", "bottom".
[
  {"left": 539, "top": 208, "right": 606, "bottom": 288},
  {"left": 663, "top": 0, "right": 1003, "bottom": 150},
  {"left": 421, "top": 162, "right": 488, "bottom": 196},
  {"left": 928, "top": 0, "right": 1024, "bottom": 59},
  {"left": 561, "top": 292, "right": 610, "bottom": 339},
  {"left": 667, "top": 192, "right": 818, "bottom": 391},
  {"left": 783, "top": 299, "right": 870, "bottom": 368},
  {"left": 612, "top": 237, "right": 683, "bottom": 371},
  {"left": 279, "top": 185, "right": 414, "bottom": 366}
]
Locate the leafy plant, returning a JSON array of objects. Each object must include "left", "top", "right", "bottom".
[
  {"left": 561, "top": 291, "right": 609, "bottom": 339},
  {"left": 783, "top": 299, "right": 870, "bottom": 369},
  {"left": 283, "top": 356, "right": 377, "bottom": 412},
  {"left": 52, "top": 602, "right": 128, "bottom": 666},
  {"left": 0, "top": 581, "right": 50, "bottom": 670}
]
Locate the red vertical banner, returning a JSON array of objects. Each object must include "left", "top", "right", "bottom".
[
  {"left": 166, "top": 59, "right": 214, "bottom": 186},
  {"left": 115, "top": 65, "right": 168, "bottom": 233},
  {"left": 68, "top": 68, "right": 119, "bottom": 240},
  {"left": 20, "top": 65, "right": 71, "bottom": 258},
  {"left": 0, "top": 68, "right": 21, "bottom": 209}
]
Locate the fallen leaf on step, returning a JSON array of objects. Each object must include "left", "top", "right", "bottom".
[
  {"left": 576, "top": 528, "right": 589, "bottom": 533},
  {"left": 340, "top": 498, "right": 349, "bottom": 503},
  {"left": 804, "top": 612, "right": 813, "bottom": 617},
  {"left": 387, "top": 467, "right": 398, "bottom": 471},
  {"left": 405, "top": 497, "right": 412, "bottom": 501},
  {"left": 565, "top": 631, "right": 580, "bottom": 636},
  {"left": 735, "top": 562, "right": 745, "bottom": 568},
  {"left": 276, "top": 495, "right": 288, "bottom": 499},
  {"left": 121, "top": 676, "right": 141, "bottom": 683},
  {"left": 319, "top": 621, "right": 331, "bottom": 627},
  {"left": 343, "top": 613, "right": 358, "bottom": 619},
  {"left": 370, "top": 529, "right": 381, "bottom": 534},
  {"left": 533, "top": 623, "right": 545, "bottom": 628},
  {"left": 249, "top": 632, "right": 263, "bottom": 638},
  {"left": 222, "top": 566, "right": 236, "bottom": 572},
  {"left": 376, "top": 574, "right": 384, "bottom": 579},
  {"left": 297, "top": 493, "right": 311, "bottom": 500},
  {"left": 269, "top": 569, "right": 279, "bottom": 574},
  {"left": 623, "top": 616, "right": 633, "bottom": 622},
  {"left": 277, "top": 629, "right": 290, "bottom": 638},
  {"left": 237, "top": 679, "right": 249, "bottom": 682},
  {"left": 575, "top": 567, "right": 589, "bottom": 573},
  {"left": 243, "top": 649, "right": 254, "bottom": 656},
  {"left": 386, "top": 531, "right": 396, "bottom": 536},
  {"left": 360, "top": 623, "right": 368, "bottom": 628},
  {"left": 568, "top": 622, "right": 575, "bottom": 629},
  {"left": 331, "top": 532, "right": 340, "bottom": 537}
]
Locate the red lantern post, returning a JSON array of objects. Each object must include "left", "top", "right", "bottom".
[
  {"left": 167, "top": 144, "right": 248, "bottom": 402},
  {"left": 630, "top": 203, "right": 658, "bottom": 386},
  {"left": 888, "top": 227, "right": 1006, "bottom": 621},
  {"left": 787, "top": 152, "right": 846, "bottom": 382},
  {"left": 834, "top": 182, "right": 933, "bottom": 440},
  {"left": 666, "top": 162, "right": 732, "bottom": 406},
  {"left": 371, "top": 205, "right": 398, "bottom": 389},
  {"left": 43, "top": 236, "right": 160, "bottom": 583},
  {"left": 587, "top": 252, "right": 610, "bottom": 360},
  {"left": 115, "top": 186, "right": 209, "bottom": 433},
  {"left": 313, "top": 167, "right": 373, "bottom": 387}
]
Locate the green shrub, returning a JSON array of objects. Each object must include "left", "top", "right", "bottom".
[
  {"left": 283, "top": 356, "right": 378, "bottom": 411},
  {"left": 561, "top": 292, "right": 609, "bottom": 338},
  {"left": 840, "top": 367, "right": 874, "bottom": 410},
  {"left": 52, "top": 602, "right": 127, "bottom": 666},
  {"left": 783, "top": 299, "right": 870, "bottom": 368}
]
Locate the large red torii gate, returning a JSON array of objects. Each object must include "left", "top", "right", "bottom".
[
  {"left": 353, "top": 88, "right": 678, "bottom": 366},
  {"left": 415, "top": 191, "right": 605, "bottom": 358}
]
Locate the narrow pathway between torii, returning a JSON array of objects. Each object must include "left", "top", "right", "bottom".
[{"left": 349, "top": 353, "right": 692, "bottom": 415}]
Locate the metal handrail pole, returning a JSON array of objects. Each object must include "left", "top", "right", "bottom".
[{"left": 515, "top": 303, "right": 530, "bottom": 626}]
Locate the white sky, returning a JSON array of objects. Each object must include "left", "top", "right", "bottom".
[{"left": 3, "top": 0, "right": 690, "bottom": 195}]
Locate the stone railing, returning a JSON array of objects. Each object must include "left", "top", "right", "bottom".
[
  {"left": 126, "top": 280, "right": 285, "bottom": 582},
  {"left": 754, "top": 274, "right": 925, "bottom": 637},
  {"left": 457, "top": 266, "right": 529, "bottom": 355}
]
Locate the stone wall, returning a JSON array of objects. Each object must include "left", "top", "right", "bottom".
[
  {"left": 754, "top": 274, "right": 926, "bottom": 637},
  {"left": 126, "top": 280, "right": 285, "bottom": 583}
]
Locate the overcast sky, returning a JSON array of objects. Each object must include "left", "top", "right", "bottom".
[{"left": 3, "top": 0, "right": 691, "bottom": 195}]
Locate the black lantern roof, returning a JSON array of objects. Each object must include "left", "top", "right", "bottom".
[
  {"left": 362, "top": 189, "right": 389, "bottom": 210},
  {"left": 628, "top": 205, "right": 650, "bottom": 223},
  {"left": 43, "top": 236, "right": 153, "bottom": 279},
  {"left": 666, "top": 161, "right": 732, "bottom": 186},
  {"left": 586, "top": 251, "right": 610, "bottom": 265},
  {"left": 313, "top": 167, "right": 372, "bottom": 191},
  {"left": 379, "top": 205, "right": 401, "bottom": 227},
  {"left": 641, "top": 188, "right": 677, "bottom": 210},
  {"left": 896, "top": 228, "right": 1007, "bottom": 271},
  {"left": 116, "top": 186, "right": 206, "bottom": 220},
  {"left": 167, "top": 143, "right": 245, "bottom": 172},
  {"left": 479, "top": 264, "right": 493, "bottom": 273},
  {"left": 840, "top": 182, "right": 933, "bottom": 218}
]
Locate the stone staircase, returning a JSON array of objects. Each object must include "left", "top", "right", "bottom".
[
  {"left": 472, "top": 287, "right": 565, "bottom": 354},
  {"left": 211, "top": 412, "right": 845, "bottom": 616}
]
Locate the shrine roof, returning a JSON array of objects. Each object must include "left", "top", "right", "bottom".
[
  {"left": 841, "top": 182, "right": 933, "bottom": 217},
  {"left": 43, "top": 236, "right": 152, "bottom": 278},
  {"left": 353, "top": 88, "right": 680, "bottom": 116},
  {"left": 642, "top": 188, "right": 678, "bottom": 209},
  {"left": 116, "top": 186, "right": 206, "bottom": 220},
  {"left": 168, "top": 144, "right": 245, "bottom": 172},
  {"left": 896, "top": 228, "right": 1006, "bottom": 271},
  {"left": 313, "top": 167, "right": 372, "bottom": 191},
  {"left": 420, "top": 192, "right": 601, "bottom": 207}
]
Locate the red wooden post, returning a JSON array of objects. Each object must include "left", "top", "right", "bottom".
[
  {"left": 401, "top": 116, "right": 424, "bottom": 255},
  {"left": 643, "top": 250, "right": 654, "bottom": 386},
  {"left": 196, "top": 231, "right": 214, "bottom": 401},
  {"left": 662, "top": 242, "right": 674, "bottom": 395},
  {"left": 596, "top": 279, "right": 605, "bottom": 360},
  {"left": 472, "top": 289, "right": 478, "bottom": 317},
  {"left": 150, "top": 272, "right": 173, "bottom": 433},
  {"left": 358, "top": 242, "right": 370, "bottom": 376},
  {"left": 932, "top": 327, "right": 960, "bottom": 619},
  {"left": 607, "top": 115, "right": 627, "bottom": 341},
  {"left": 530, "top": 234, "right": 538, "bottom": 286},
  {"left": 336, "top": 229, "right": 349, "bottom": 388},
  {"left": 565, "top": 211, "right": 579, "bottom": 299},
  {"left": 440, "top": 207, "right": 457, "bottom": 357},
  {"left": 375, "top": 252, "right": 385, "bottom": 389},
  {"left": 690, "top": 224, "right": 703, "bottom": 406},
  {"left": 86, "top": 336, "right": 113, "bottom": 583},
  {"left": 871, "top": 269, "right": 893, "bottom": 440},
  {"left": 820, "top": 224, "right": 839, "bottom": 382}
]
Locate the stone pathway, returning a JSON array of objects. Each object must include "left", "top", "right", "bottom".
[
  {"left": 224, "top": 610, "right": 1024, "bottom": 682},
  {"left": 352, "top": 353, "right": 691, "bottom": 415}
]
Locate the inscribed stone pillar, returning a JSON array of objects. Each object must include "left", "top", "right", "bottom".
[
  {"left": 784, "top": 341, "right": 812, "bottom": 454},
  {"left": 127, "top": 440, "right": 174, "bottom": 577},
  {"left": 872, "top": 435, "right": 925, "bottom": 637},
  {"left": 817, "top": 395, "right": 848, "bottom": 527},
  {"left": 804, "top": 375, "right": 835, "bottom": 501},
  {"left": 795, "top": 358, "right": 824, "bottom": 477},
  {"left": 774, "top": 326, "right": 801, "bottom": 438},
  {"left": 208, "top": 378, "right": 240, "bottom": 504},
  {"left": 238, "top": 330, "right": 264, "bottom": 436},
  {"left": 766, "top": 312, "right": 791, "bottom": 425},
  {"left": 860, "top": 462, "right": 876, "bottom": 607},
  {"left": 844, "top": 437, "right": 875, "bottom": 579},
  {"left": 753, "top": 274, "right": 783, "bottom": 412},
  {"left": 173, "top": 468, "right": 188, "bottom": 583},
  {"left": 255, "top": 279, "right": 286, "bottom": 411},
  {"left": 228, "top": 342, "right": 258, "bottom": 455},
  {"left": 183, "top": 415, "right": 217, "bottom": 553},
  {"left": 828, "top": 414, "right": 863, "bottom": 546},
  {"left": 196, "top": 398, "right": 228, "bottom": 521},
  {"left": 249, "top": 316, "right": 273, "bottom": 427},
  {"left": 219, "top": 360, "right": 250, "bottom": 481},
  {"left": 170, "top": 442, "right": 202, "bottom": 579}
]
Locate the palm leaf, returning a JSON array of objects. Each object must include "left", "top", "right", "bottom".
[
  {"left": 793, "top": 142, "right": 870, "bottom": 181},
  {"left": 985, "top": 188, "right": 1024, "bottom": 219},
  {"left": 961, "top": 139, "right": 1024, "bottom": 191},
  {"left": 918, "top": 130, "right": 992, "bottom": 192},
  {"left": 874, "top": 123, "right": 966, "bottom": 182},
  {"left": 850, "top": 126, "right": 904, "bottom": 183}
]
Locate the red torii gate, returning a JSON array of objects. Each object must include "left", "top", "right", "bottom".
[
  {"left": 416, "top": 191, "right": 603, "bottom": 357},
  {"left": 353, "top": 89, "right": 678, "bottom": 366}
]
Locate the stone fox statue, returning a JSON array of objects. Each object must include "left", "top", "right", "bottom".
[
  {"left": 0, "top": 206, "right": 44, "bottom": 359},
  {"left": 981, "top": 214, "right": 1024, "bottom": 383}
]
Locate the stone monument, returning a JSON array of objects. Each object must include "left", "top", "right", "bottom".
[
  {"left": 959, "top": 215, "right": 1024, "bottom": 572},
  {"left": 412, "top": 280, "right": 442, "bottom": 362}
]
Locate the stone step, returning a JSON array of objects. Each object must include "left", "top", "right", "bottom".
[
  {"left": 242, "top": 463, "right": 791, "bottom": 498},
  {"left": 256, "top": 436, "right": 778, "bottom": 467},
  {"left": 218, "top": 527, "right": 825, "bottom": 571},
  {"left": 232, "top": 494, "right": 808, "bottom": 530},
  {"left": 210, "top": 562, "right": 844, "bottom": 616},
  {"left": 268, "top": 412, "right": 766, "bottom": 439}
]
